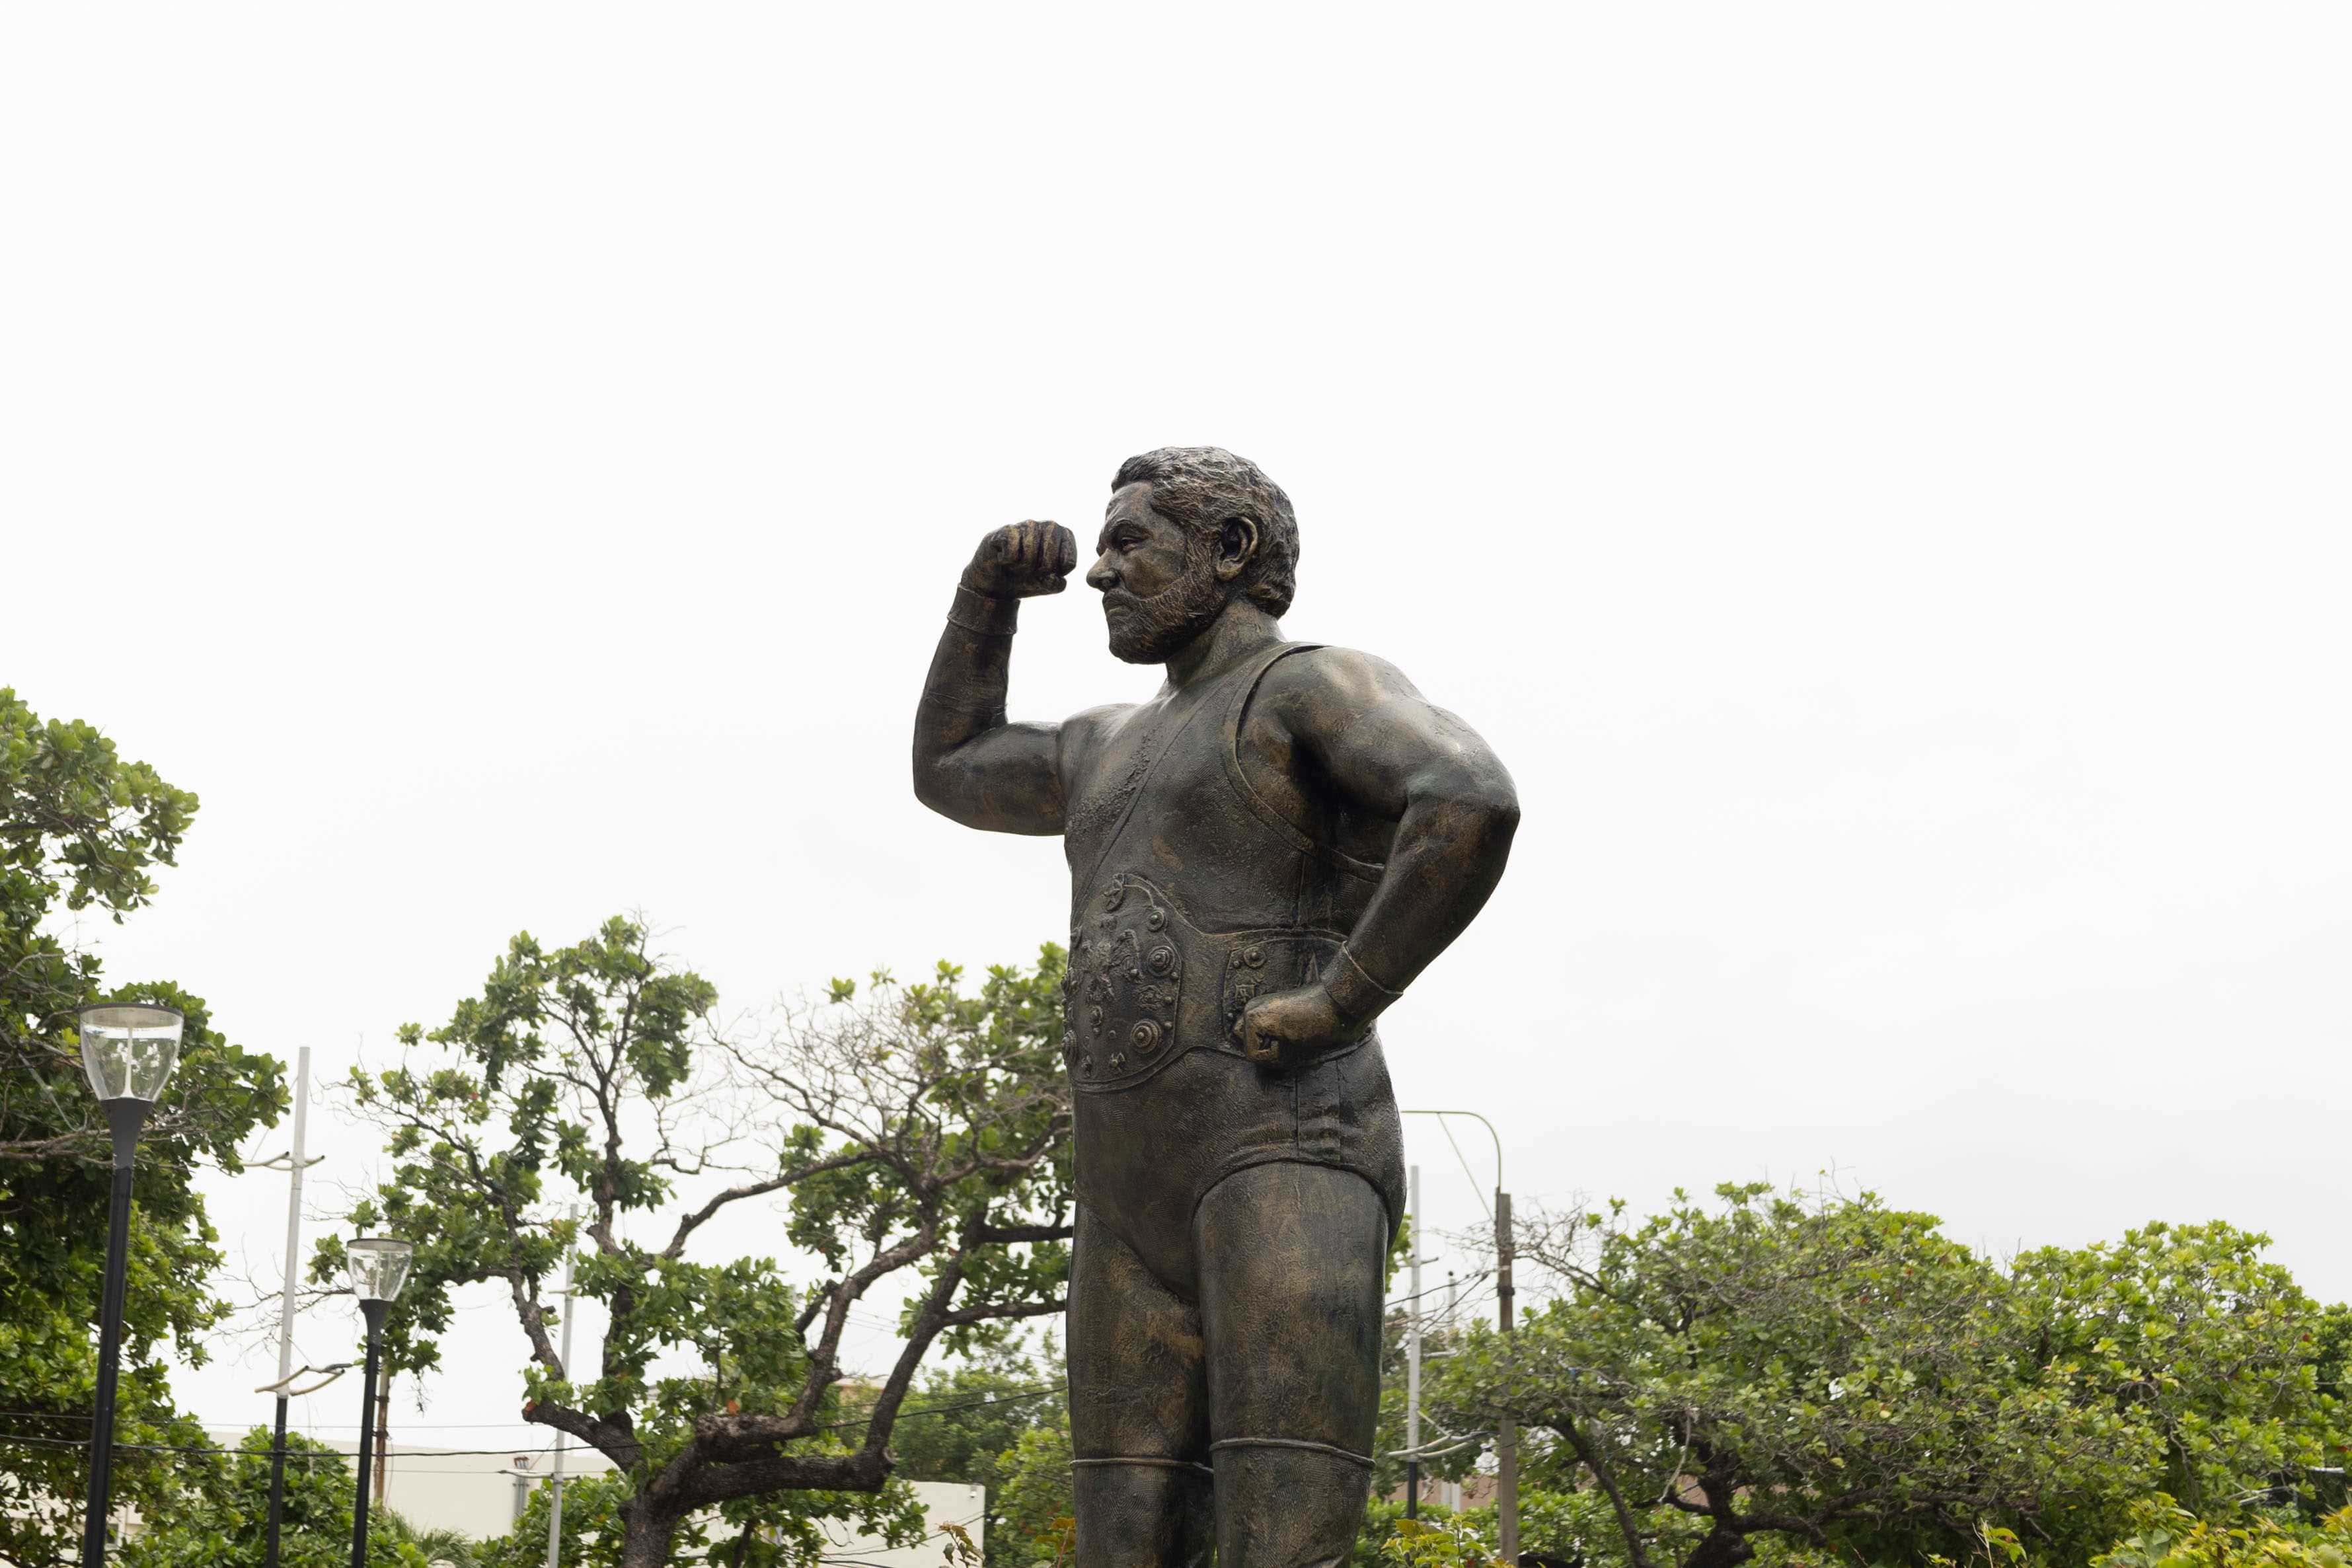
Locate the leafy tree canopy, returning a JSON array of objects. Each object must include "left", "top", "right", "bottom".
[
  {"left": 2098, "top": 1501, "right": 2352, "bottom": 1568},
  {"left": 2010, "top": 1220, "right": 2352, "bottom": 1540},
  {"left": 339, "top": 922, "right": 1073, "bottom": 1568},
  {"left": 115, "top": 1426, "right": 430, "bottom": 1568},
  {"left": 1432, "top": 1183, "right": 2349, "bottom": 1568},
  {"left": 0, "top": 687, "right": 284, "bottom": 1563},
  {"left": 861, "top": 1335, "right": 1072, "bottom": 1568}
]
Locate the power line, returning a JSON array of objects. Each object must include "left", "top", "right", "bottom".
[
  {"left": 1435, "top": 1117, "right": 1494, "bottom": 1222},
  {"left": 0, "top": 1381, "right": 1070, "bottom": 1462},
  {"left": 1388, "top": 1268, "right": 1494, "bottom": 1309}
]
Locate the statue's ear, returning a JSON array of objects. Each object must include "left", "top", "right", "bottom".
[{"left": 1214, "top": 516, "right": 1259, "bottom": 583}]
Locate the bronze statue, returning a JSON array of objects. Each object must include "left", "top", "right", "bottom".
[{"left": 913, "top": 448, "right": 1518, "bottom": 1568}]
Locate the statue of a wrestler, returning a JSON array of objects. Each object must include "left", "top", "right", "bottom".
[{"left": 912, "top": 447, "right": 1519, "bottom": 1568}]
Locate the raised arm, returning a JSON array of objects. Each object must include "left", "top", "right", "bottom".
[
  {"left": 912, "top": 521, "right": 1079, "bottom": 835},
  {"left": 1238, "top": 649, "right": 1521, "bottom": 1063}
]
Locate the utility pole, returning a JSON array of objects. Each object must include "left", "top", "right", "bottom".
[
  {"left": 1398, "top": 1110, "right": 1515, "bottom": 1562},
  {"left": 1496, "top": 1187, "right": 1517, "bottom": 1566},
  {"left": 1443, "top": 1269, "right": 1461, "bottom": 1512},
  {"left": 507, "top": 1455, "right": 536, "bottom": 1526},
  {"left": 545, "top": 1205, "right": 581, "bottom": 1568},
  {"left": 262, "top": 1047, "right": 318, "bottom": 1568},
  {"left": 1404, "top": 1164, "right": 1422, "bottom": 1521}
]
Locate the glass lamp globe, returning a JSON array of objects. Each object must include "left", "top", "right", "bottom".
[
  {"left": 76, "top": 1003, "right": 186, "bottom": 1104},
  {"left": 346, "top": 1237, "right": 416, "bottom": 1304}
]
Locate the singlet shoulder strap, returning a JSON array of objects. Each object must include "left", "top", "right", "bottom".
[
  {"left": 1220, "top": 642, "right": 1385, "bottom": 883},
  {"left": 1069, "top": 661, "right": 1227, "bottom": 891}
]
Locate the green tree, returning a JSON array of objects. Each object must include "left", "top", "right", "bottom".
[
  {"left": 2011, "top": 1220, "right": 2351, "bottom": 1548},
  {"left": 1434, "top": 1184, "right": 2148, "bottom": 1568},
  {"left": 1375, "top": 1242, "right": 1484, "bottom": 1507},
  {"left": 1433, "top": 1185, "right": 2352, "bottom": 1568},
  {"left": 478, "top": 1472, "right": 630, "bottom": 1567},
  {"left": 1357, "top": 1488, "right": 1636, "bottom": 1568},
  {"left": 2099, "top": 1501, "right": 2352, "bottom": 1568},
  {"left": 479, "top": 1470, "right": 928, "bottom": 1568},
  {"left": 0, "top": 687, "right": 284, "bottom": 1562},
  {"left": 987, "top": 1405, "right": 1075, "bottom": 1568},
  {"left": 342, "top": 922, "right": 1073, "bottom": 1568},
  {"left": 377, "top": 1506, "right": 483, "bottom": 1568},
  {"left": 880, "top": 1335, "right": 1068, "bottom": 1568},
  {"left": 115, "top": 1426, "right": 429, "bottom": 1567}
]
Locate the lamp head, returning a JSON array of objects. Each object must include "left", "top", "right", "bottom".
[
  {"left": 76, "top": 1003, "right": 186, "bottom": 1105},
  {"left": 346, "top": 1237, "right": 415, "bottom": 1305}
]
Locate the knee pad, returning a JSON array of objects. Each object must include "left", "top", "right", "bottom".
[
  {"left": 1211, "top": 1438, "right": 1376, "bottom": 1568},
  {"left": 1073, "top": 1456, "right": 1214, "bottom": 1568}
]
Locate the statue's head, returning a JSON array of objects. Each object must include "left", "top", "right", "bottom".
[{"left": 1088, "top": 447, "right": 1300, "bottom": 665}]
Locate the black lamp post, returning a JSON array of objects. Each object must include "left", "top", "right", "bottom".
[
  {"left": 75, "top": 1002, "right": 184, "bottom": 1568},
  {"left": 345, "top": 1236, "right": 413, "bottom": 1568}
]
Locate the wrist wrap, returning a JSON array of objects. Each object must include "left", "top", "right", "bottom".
[
  {"left": 1325, "top": 947, "right": 1402, "bottom": 1027},
  {"left": 947, "top": 583, "right": 1020, "bottom": 636}
]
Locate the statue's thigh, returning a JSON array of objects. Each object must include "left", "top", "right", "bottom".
[
  {"left": 1069, "top": 1202, "right": 1210, "bottom": 1460},
  {"left": 1194, "top": 1160, "right": 1387, "bottom": 1448}
]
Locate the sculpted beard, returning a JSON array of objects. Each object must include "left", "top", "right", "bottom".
[{"left": 1102, "top": 534, "right": 1227, "bottom": 663}]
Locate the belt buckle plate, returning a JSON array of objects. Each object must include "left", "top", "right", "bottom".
[{"left": 1068, "top": 874, "right": 1184, "bottom": 1086}]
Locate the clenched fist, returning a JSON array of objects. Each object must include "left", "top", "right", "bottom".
[
  {"left": 1238, "top": 980, "right": 1370, "bottom": 1069},
  {"left": 963, "top": 521, "right": 1079, "bottom": 599}
]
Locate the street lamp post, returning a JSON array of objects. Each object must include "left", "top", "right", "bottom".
[
  {"left": 75, "top": 1002, "right": 185, "bottom": 1568},
  {"left": 261, "top": 1045, "right": 322, "bottom": 1568},
  {"left": 1400, "top": 1109, "right": 1515, "bottom": 1567},
  {"left": 345, "top": 1237, "right": 414, "bottom": 1568}
]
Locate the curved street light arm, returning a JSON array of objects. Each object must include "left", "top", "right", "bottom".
[
  {"left": 1398, "top": 1108, "right": 1502, "bottom": 1196},
  {"left": 256, "top": 1361, "right": 354, "bottom": 1397}
]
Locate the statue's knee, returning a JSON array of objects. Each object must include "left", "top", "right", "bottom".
[
  {"left": 1209, "top": 1439, "right": 1376, "bottom": 1568},
  {"left": 1072, "top": 1458, "right": 1213, "bottom": 1568}
]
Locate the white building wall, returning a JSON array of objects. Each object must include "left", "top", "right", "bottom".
[
  {"left": 812, "top": 1481, "right": 987, "bottom": 1568},
  {"left": 331, "top": 1446, "right": 981, "bottom": 1566},
  {"left": 336, "top": 1440, "right": 617, "bottom": 1540}
]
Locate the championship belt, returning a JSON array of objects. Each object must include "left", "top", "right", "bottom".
[{"left": 1065, "top": 873, "right": 1358, "bottom": 1092}]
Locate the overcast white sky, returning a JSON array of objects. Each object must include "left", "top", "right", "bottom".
[{"left": 5, "top": 6, "right": 2348, "bottom": 1462}]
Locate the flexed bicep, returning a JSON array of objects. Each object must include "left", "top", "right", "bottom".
[
  {"left": 911, "top": 522, "right": 1079, "bottom": 836},
  {"left": 916, "top": 718, "right": 1065, "bottom": 835}
]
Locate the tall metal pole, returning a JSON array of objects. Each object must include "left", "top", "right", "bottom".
[
  {"left": 1495, "top": 1189, "right": 1518, "bottom": 1566},
  {"left": 79, "top": 1100, "right": 148, "bottom": 1568},
  {"left": 349, "top": 1301, "right": 389, "bottom": 1568},
  {"left": 1404, "top": 1165, "right": 1423, "bottom": 1521},
  {"left": 264, "top": 1047, "right": 313, "bottom": 1568},
  {"left": 1443, "top": 1269, "right": 1460, "bottom": 1513},
  {"left": 1398, "top": 1109, "right": 1515, "bottom": 1556},
  {"left": 545, "top": 1205, "right": 580, "bottom": 1568}
]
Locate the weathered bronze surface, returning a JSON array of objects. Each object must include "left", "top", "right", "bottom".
[{"left": 913, "top": 449, "right": 1519, "bottom": 1567}]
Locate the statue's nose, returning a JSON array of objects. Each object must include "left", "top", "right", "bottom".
[{"left": 1086, "top": 553, "right": 1118, "bottom": 591}]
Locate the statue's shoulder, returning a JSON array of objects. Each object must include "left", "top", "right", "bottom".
[
  {"left": 1064, "top": 699, "right": 1138, "bottom": 737},
  {"left": 1253, "top": 644, "right": 1423, "bottom": 722},
  {"left": 1055, "top": 700, "right": 1141, "bottom": 774}
]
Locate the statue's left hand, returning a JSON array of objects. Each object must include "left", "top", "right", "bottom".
[{"left": 1238, "top": 982, "right": 1370, "bottom": 1068}]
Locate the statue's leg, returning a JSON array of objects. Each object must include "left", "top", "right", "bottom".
[
  {"left": 1069, "top": 1202, "right": 1213, "bottom": 1568},
  {"left": 1195, "top": 1161, "right": 1388, "bottom": 1568}
]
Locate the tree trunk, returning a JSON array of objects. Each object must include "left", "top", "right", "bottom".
[
  {"left": 619, "top": 1499, "right": 682, "bottom": 1568},
  {"left": 374, "top": 1377, "right": 392, "bottom": 1503},
  {"left": 1683, "top": 1523, "right": 1754, "bottom": 1568}
]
